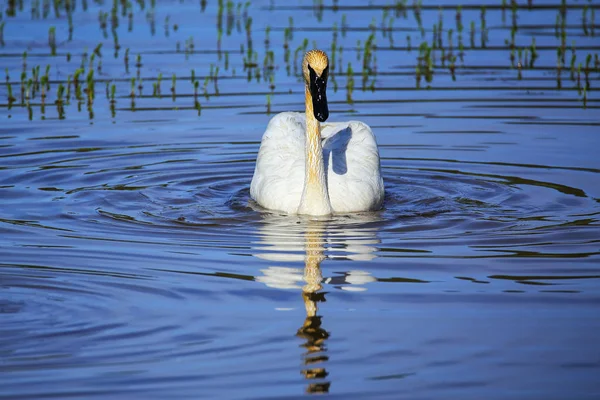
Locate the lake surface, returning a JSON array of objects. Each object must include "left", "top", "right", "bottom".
[{"left": 1, "top": 0, "right": 600, "bottom": 398}]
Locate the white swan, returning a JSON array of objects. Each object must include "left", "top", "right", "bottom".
[{"left": 250, "top": 49, "right": 384, "bottom": 216}]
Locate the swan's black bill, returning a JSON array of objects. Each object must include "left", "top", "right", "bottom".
[{"left": 308, "top": 65, "right": 329, "bottom": 122}]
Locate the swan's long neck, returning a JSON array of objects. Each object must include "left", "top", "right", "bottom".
[{"left": 298, "top": 86, "right": 332, "bottom": 216}]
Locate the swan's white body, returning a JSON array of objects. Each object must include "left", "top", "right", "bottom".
[
  {"left": 250, "top": 112, "right": 384, "bottom": 214},
  {"left": 250, "top": 49, "right": 384, "bottom": 216}
]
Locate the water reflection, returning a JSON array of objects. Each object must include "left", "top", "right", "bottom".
[
  {"left": 252, "top": 214, "right": 381, "bottom": 393},
  {"left": 298, "top": 222, "right": 330, "bottom": 394},
  {"left": 253, "top": 214, "right": 381, "bottom": 291}
]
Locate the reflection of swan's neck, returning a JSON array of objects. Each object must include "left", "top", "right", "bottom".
[
  {"left": 303, "top": 225, "right": 325, "bottom": 317},
  {"left": 298, "top": 223, "right": 330, "bottom": 394},
  {"left": 299, "top": 86, "right": 332, "bottom": 216}
]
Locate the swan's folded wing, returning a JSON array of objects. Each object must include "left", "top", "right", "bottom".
[
  {"left": 322, "top": 121, "right": 384, "bottom": 212},
  {"left": 250, "top": 112, "right": 306, "bottom": 213}
]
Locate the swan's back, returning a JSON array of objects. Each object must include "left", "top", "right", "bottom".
[
  {"left": 250, "top": 112, "right": 384, "bottom": 214},
  {"left": 321, "top": 121, "right": 384, "bottom": 212},
  {"left": 250, "top": 112, "right": 306, "bottom": 213}
]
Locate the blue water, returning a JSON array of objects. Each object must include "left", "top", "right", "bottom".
[{"left": 1, "top": 1, "right": 600, "bottom": 398}]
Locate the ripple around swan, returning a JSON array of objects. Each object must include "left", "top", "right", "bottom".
[{"left": 2, "top": 138, "right": 599, "bottom": 261}]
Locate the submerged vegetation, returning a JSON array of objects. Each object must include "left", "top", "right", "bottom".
[{"left": 0, "top": 0, "right": 598, "bottom": 120}]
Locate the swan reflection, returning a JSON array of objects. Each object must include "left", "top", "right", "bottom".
[
  {"left": 252, "top": 214, "right": 381, "bottom": 393},
  {"left": 253, "top": 214, "right": 381, "bottom": 292}
]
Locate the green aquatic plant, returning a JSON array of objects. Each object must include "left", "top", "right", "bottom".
[
  {"left": 128, "top": 8, "right": 133, "bottom": 32},
  {"left": 313, "top": 0, "right": 324, "bottom": 22},
  {"left": 48, "top": 26, "right": 56, "bottom": 55},
  {"left": 346, "top": 62, "right": 354, "bottom": 104},
  {"left": 381, "top": 8, "right": 389, "bottom": 38},
  {"left": 20, "top": 71, "right": 26, "bottom": 104},
  {"left": 556, "top": 47, "right": 563, "bottom": 89},
  {"left": 73, "top": 68, "right": 83, "bottom": 101},
  {"left": 66, "top": 74, "right": 71, "bottom": 102},
  {"left": 0, "top": 21, "right": 5, "bottom": 47},
  {"left": 583, "top": 5, "right": 589, "bottom": 36},
  {"left": 416, "top": 41, "right": 433, "bottom": 85},
  {"left": 164, "top": 15, "right": 170, "bottom": 37},
  {"left": 22, "top": 51, "right": 27, "bottom": 73},
  {"left": 94, "top": 43, "right": 103, "bottom": 58},
  {"left": 6, "top": 80, "right": 16, "bottom": 104},
  {"left": 56, "top": 83, "right": 65, "bottom": 119},
  {"left": 157, "top": 73, "right": 163, "bottom": 96},
  {"left": 43, "top": 65, "right": 50, "bottom": 91},
  {"left": 577, "top": 62, "right": 582, "bottom": 95},
  {"left": 369, "top": 17, "right": 376, "bottom": 37},
  {"left": 86, "top": 69, "right": 95, "bottom": 102},
  {"left": 123, "top": 48, "right": 129, "bottom": 74},
  {"left": 99, "top": 10, "right": 108, "bottom": 38},
  {"left": 171, "top": 73, "right": 176, "bottom": 101},
  {"left": 32, "top": 65, "right": 40, "bottom": 95},
  {"left": 264, "top": 25, "right": 271, "bottom": 49},
  {"left": 137, "top": 76, "right": 143, "bottom": 97},
  {"left": 449, "top": 54, "right": 457, "bottom": 81},
  {"left": 480, "top": 6, "right": 487, "bottom": 48},
  {"left": 40, "top": 74, "right": 48, "bottom": 113},
  {"left": 213, "top": 65, "right": 220, "bottom": 96},
  {"left": 195, "top": 95, "right": 201, "bottom": 116},
  {"left": 510, "top": 45, "right": 516, "bottom": 69},
  {"left": 185, "top": 36, "right": 195, "bottom": 59},
  {"left": 136, "top": 54, "right": 142, "bottom": 80},
  {"left": 413, "top": 0, "right": 423, "bottom": 37},
  {"left": 529, "top": 37, "right": 538, "bottom": 68},
  {"left": 26, "top": 78, "right": 33, "bottom": 103},
  {"left": 265, "top": 93, "right": 271, "bottom": 115},
  {"left": 363, "top": 33, "right": 376, "bottom": 74},
  {"left": 570, "top": 44, "right": 577, "bottom": 81},
  {"left": 395, "top": 0, "right": 407, "bottom": 18},
  {"left": 337, "top": 45, "right": 344, "bottom": 74},
  {"left": 437, "top": 8, "right": 443, "bottom": 48},
  {"left": 469, "top": 21, "right": 475, "bottom": 49},
  {"left": 415, "top": 64, "right": 421, "bottom": 89},
  {"left": 112, "top": 29, "right": 120, "bottom": 58},
  {"left": 245, "top": 16, "right": 253, "bottom": 55},
  {"left": 585, "top": 54, "right": 591, "bottom": 91},
  {"left": 511, "top": 0, "right": 518, "bottom": 32},
  {"left": 110, "top": 84, "right": 116, "bottom": 118}
]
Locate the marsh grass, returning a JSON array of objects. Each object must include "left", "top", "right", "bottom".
[{"left": 0, "top": 0, "right": 598, "bottom": 120}]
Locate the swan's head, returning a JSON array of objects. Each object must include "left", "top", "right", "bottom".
[{"left": 303, "top": 50, "right": 329, "bottom": 122}]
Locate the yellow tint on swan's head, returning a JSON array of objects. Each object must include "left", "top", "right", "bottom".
[{"left": 303, "top": 50, "right": 329, "bottom": 83}]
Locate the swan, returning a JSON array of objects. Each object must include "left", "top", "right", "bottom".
[{"left": 250, "top": 49, "right": 384, "bottom": 216}]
